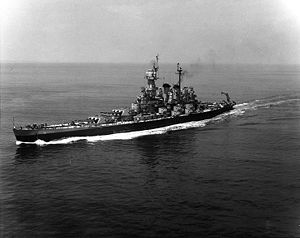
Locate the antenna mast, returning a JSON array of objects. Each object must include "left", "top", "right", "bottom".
[
  {"left": 176, "top": 63, "right": 183, "bottom": 100},
  {"left": 154, "top": 54, "right": 159, "bottom": 80}
]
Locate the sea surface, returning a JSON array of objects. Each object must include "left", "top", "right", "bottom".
[{"left": 0, "top": 63, "right": 299, "bottom": 237}]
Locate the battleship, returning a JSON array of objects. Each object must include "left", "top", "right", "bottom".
[{"left": 13, "top": 56, "right": 236, "bottom": 143}]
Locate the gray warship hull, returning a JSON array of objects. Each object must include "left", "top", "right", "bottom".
[{"left": 13, "top": 104, "right": 234, "bottom": 143}]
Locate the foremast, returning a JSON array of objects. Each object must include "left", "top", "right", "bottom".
[{"left": 145, "top": 54, "right": 159, "bottom": 98}]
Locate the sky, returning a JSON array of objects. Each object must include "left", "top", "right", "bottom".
[{"left": 1, "top": 0, "right": 300, "bottom": 64}]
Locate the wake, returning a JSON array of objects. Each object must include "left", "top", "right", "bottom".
[{"left": 16, "top": 96, "right": 299, "bottom": 145}]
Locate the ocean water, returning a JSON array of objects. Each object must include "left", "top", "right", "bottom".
[{"left": 0, "top": 63, "right": 299, "bottom": 237}]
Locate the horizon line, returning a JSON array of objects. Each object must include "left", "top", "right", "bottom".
[{"left": 1, "top": 60, "right": 300, "bottom": 66}]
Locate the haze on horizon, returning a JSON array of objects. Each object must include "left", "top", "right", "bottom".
[{"left": 1, "top": 0, "right": 300, "bottom": 64}]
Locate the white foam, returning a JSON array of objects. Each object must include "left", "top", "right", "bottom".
[
  {"left": 235, "top": 102, "right": 249, "bottom": 107},
  {"left": 255, "top": 98, "right": 299, "bottom": 108},
  {"left": 232, "top": 98, "right": 299, "bottom": 113}
]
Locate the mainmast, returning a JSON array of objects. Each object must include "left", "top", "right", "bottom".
[
  {"left": 154, "top": 54, "right": 159, "bottom": 80},
  {"left": 176, "top": 63, "right": 183, "bottom": 101}
]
